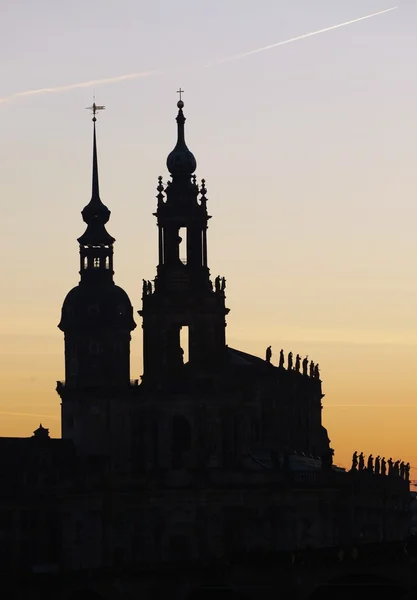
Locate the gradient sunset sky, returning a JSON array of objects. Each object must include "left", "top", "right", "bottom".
[{"left": 0, "top": 0, "right": 416, "bottom": 476}]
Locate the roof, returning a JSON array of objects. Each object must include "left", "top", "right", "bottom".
[{"left": 226, "top": 347, "right": 272, "bottom": 370}]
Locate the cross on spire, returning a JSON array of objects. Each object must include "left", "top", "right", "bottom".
[
  {"left": 176, "top": 88, "right": 184, "bottom": 102},
  {"left": 86, "top": 101, "right": 105, "bottom": 122}
]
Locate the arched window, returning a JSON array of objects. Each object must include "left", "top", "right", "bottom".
[
  {"left": 105, "top": 256, "right": 110, "bottom": 270},
  {"left": 169, "top": 534, "right": 191, "bottom": 561},
  {"left": 114, "top": 342, "right": 124, "bottom": 354},
  {"left": 88, "top": 304, "right": 100, "bottom": 316},
  {"left": 69, "top": 359, "right": 79, "bottom": 376},
  {"left": 89, "top": 341, "right": 100, "bottom": 354},
  {"left": 251, "top": 418, "right": 260, "bottom": 443},
  {"left": 83, "top": 257, "right": 88, "bottom": 269},
  {"left": 171, "top": 415, "right": 192, "bottom": 469}
]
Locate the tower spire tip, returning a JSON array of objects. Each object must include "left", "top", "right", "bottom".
[
  {"left": 86, "top": 101, "right": 105, "bottom": 122},
  {"left": 176, "top": 87, "right": 184, "bottom": 109}
]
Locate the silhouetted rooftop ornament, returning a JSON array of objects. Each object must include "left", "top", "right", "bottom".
[
  {"left": 166, "top": 90, "right": 197, "bottom": 176},
  {"left": 78, "top": 100, "right": 114, "bottom": 246},
  {"left": 156, "top": 176, "right": 165, "bottom": 206},
  {"left": 33, "top": 423, "right": 50, "bottom": 440}
]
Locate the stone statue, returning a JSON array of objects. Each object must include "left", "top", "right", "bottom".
[
  {"left": 215, "top": 276, "right": 221, "bottom": 293},
  {"left": 142, "top": 279, "right": 147, "bottom": 296},
  {"left": 279, "top": 349, "right": 285, "bottom": 368},
  {"left": 302, "top": 356, "right": 308, "bottom": 376},
  {"left": 388, "top": 458, "right": 393, "bottom": 476},
  {"left": 351, "top": 451, "right": 358, "bottom": 471},
  {"left": 394, "top": 460, "right": 400, "bottom": 477},
  {"left": 358, "top": 452, "right": 365, "bottom": 471},
  {"left": 405, "top": 463, "right": 410, "bottom": 481},
  {"left": 367, "top": 454, "right": 374, "bottom": 473},
  {"left": 295, "top": 354, "right": 301, "bottom": 373},
  {"left": 147, "top": 280, "right": 152, "bottom": 294},
  {"left": 288, "top": 352, "right": 293, "bottom": 370},
  {"left": 221, "top": 277, "right": 226, "bottom": 291},
  {"left": 381, "top": 457, "right": 387, "bottom": 476},
  {"left": 375, "top": 455, "right": 381, "bottom": 475},
  {"left": 314, "top": 364, "right": 320, "bottom": 379},
  {"left": 265, "top": 346, "right": 272, "bottom": 363},
  {"left": 309, "top": 361, "right": 315, "bottom": 378},
  {"left": 400, "top": 461, "right": 405, "bottom": 478}
]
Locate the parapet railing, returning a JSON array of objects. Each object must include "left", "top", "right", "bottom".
[{"left": 56, "top": 380, "right": 141, "bottom": 389}]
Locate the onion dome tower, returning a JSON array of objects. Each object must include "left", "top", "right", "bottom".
[
  {"left": 139, "top": 92, "right": 229, "bottom": 385},
  {"left": 57, "top": 104, "right": 136, "bottom": 449}
]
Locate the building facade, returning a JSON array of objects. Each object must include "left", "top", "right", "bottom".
[{"left": 0, "top": 100, "right": 411, "bottom": 588}]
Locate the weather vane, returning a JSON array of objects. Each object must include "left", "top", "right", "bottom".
[
  {"left": 86, "top": 100, "right": 105, "bottom": 122},
  {"left": 176, "top": 88, "right": 184, "bottom": 102}
]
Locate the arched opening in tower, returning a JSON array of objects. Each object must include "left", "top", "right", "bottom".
[
  {"left": 179, "top": 227, "right": 187, "bottom": 264},
  {"left": 180, "top": 325, "right": 189, "bottom": 364},
  {"left": 171, "top": 414, "right": 192, "bottom": 468}
]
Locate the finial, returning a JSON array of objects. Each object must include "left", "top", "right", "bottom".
[
  {"left": 156, "top": 176, "right": 165, "bottom": 206},
  {"left": 176, "top": 87, "right": 184, "bottom": 109},
  {"left": 86, "top": 101, "right": 105, "bottom": 122},
  {"left": 200, "top": 178, "right": 207, "bottom": 197}
]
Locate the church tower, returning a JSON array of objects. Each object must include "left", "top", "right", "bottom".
[
  {"left": 140, "top": 96, "right": 229, "bottom": 385},
  {"left": 57, "top": 105, "right": 136, "bottom": 454}
]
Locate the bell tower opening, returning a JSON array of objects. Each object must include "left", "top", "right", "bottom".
[
  {"left": 179, "top": 227, "right": 187, "bottom": 264},
  {"left": 180, "top": 325, "right": 189, "bottom": 364}
]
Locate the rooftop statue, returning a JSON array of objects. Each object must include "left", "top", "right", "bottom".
[
  {"left": 295, "top": 354, "right": 301, "bottom": 373},
  {"left": 302, "top": 356, "right": 308, "bottom": 376},
  {"left": 265, "top": 346, "right": 272, "bottom": 363}
]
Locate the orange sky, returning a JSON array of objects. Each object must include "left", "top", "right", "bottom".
[{"left": 0, "top": 1, "right": 416, "bottom": 482}]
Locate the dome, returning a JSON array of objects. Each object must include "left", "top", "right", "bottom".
[
  {"left": 166, "top": 101, "right": 197, "bottom": 176},
  {"left": 58, "top": 283, "right": 136, "bottom": 332},
  {"left": 166, "top": 144, "right": 197, "bottom": 175}
]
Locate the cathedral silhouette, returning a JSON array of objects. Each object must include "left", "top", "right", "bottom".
[{"left": 0, "top": 98, "right": 411, "bottom": 598}]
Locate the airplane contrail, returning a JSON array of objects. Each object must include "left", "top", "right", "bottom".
[
  {"left": 0, "top": 7, "right": 397, "bottom": 105},
  {"left": 0, "top": 70, "right": 157, "bottom": 105},
  {"left": 206, "top": 6, "right": 398, "bottom": 66}
]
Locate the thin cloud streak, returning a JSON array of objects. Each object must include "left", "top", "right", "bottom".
[
  {"left": 206, "top": 6, "right": 398, "bottom": 66},
  {"left": 0, "top": 411, "right": 59, "bottom": 419},
  {"left": 326, "top": 405, "right": 417, "bottom": 408},
  {"left": 0, "top": 7, "right": 397, "bottom": 105},
  {"left": 0, "top": 71, "right": 157, "bottom": 105}
]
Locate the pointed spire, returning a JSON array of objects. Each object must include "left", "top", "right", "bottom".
[
  {"left": 166, "top": 91, "right": 197, "bottom": 176},
  {"left": 81, "top": 104, "right": 110, "bottom": 226},
  {"left": 91, "top": 119, "right": 100, "bottom": 202},
  {"left": 78, "top": 103, "right": 114, "bottom": 246}
]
